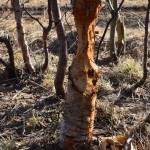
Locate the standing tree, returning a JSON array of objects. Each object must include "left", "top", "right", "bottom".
[
  {"left": 51, "top": 0, "right": 68, "bottom": 98},
  {"left": 11, "top": 0, "right": 35, "bottom": 73},
  {"left": 59, "top": 0, "right": 101, "bottom": 149},
  {"left": 127, "top": 0, "right": 149, "bottom": 93},
  {"left": 22, "top": 0, "right": 53, "bottom": 72},
  {"left": 109, "top": 0, "right": 125, "bottom": 62},
  {"left": 0, "top": 36, "right": 16, "bottom": 78}
]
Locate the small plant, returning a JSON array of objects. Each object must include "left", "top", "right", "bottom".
[
  {"left": 27, "top": 109, "right": 44, "bottom": 128},
  {"left": 0, "top": 137, "right": 16, "bottom": 150},
  {"left": 118, "top": 58, "right": 143, "bottom": 79},
  {"left": 95, "top": 102, "right": 124, "bottom": 128}
]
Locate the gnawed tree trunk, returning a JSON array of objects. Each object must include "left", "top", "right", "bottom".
[
  {"left": 0, "top": 36, "right": 17, "bottom": 78},
  {"left": 51, "top": 0, "right": 67, "bottom": 98},
  {"left": 59, "top": 0, "right": 101, "bottom": 149},
  {"left": 11, "top": 0, "right": 35, "bottom": 73}
]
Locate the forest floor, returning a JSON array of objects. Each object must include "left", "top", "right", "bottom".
[{"left": 0, "top": 0, "right": 149, "bottom": 149}]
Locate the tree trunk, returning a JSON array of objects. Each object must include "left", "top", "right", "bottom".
[
  {"left": 42, "top": 0, "right": 53, "bottom": 72},
  {"left": 110, "top": 0, "right": 118, "bottom": 61},
  {"left": 0, "top": 36, "right": 17, "bottom": 78},
  {"left": 116, "top": 16, "right": 126, "bottom": 56},
  {"left": 11, "top": 0, "right": 35, "bottom": 73},
  {"left": 51, "top": 0, "right": 67, "bottom": 98},
  {"left": 59, "top": 0, "right": 101, "bottom": 149},
  {"left": 127, "top": 0, "right": 149, "bottom": 93}
]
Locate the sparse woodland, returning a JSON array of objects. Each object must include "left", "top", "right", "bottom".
[{"left": 0, "top": 0, "right": 149, "bottom": 149}]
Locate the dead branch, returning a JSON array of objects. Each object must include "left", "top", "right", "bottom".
[
  {"left": 124, "top": 113, "right": 150, "bottom": 150},
  {"left": 22, "top": 6, "right": 44, "bottom": 29},
  {"left": 0, "top": 58, "right": 9, "bottom": 68}
]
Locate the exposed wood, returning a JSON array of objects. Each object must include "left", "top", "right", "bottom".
[{"left": 59, "top": 0, "right": 101, "bottom": 149}]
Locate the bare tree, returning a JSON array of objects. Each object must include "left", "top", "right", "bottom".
[
  {"left": 11, "top": 0, "right": 35, "bottom": 73},
  {"left": 51, "top": 0, "right": 67, "bottom": 98},
  {"left": 23, "top": 0, "right": 53, "bottom": 72},
  {"left": 59, "top": 0, "right": 101, "bottom": 149},
  {"left": 95, "top": 0, "right": 125, "bottom": 64},
  {"left": 0, "top": 36, "right": 16, "bottom": 78},
  {"left": 42, "top": 0, "right": 53, "bottom": 72},
  {"left": 108, "top": 0, "right": 125, "bottom": 62},
  {"left": 127, "top": 0, "right": 149, "bottom": 93}
]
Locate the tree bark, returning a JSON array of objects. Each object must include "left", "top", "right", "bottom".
[
  {"left": 42, "top": 0, "right": 53, "bottom": 72},
  {"left": 127, "top": 0, "right": 149, "bottom": 93},
  {"left": 11, "top": 0, "right": 35, "bottom": 73},
  {"left": 51, "top": 0, "right": 67, "bottom": 98},
  {"left": 59, "top": 0, "right": 101, "bottom": 149},
  {"left": 110, "top": 0, "right": 118, "bottom": 62},
  {"left": 0, "top": 36, "right": 17, "bottom": 78},
  {"left": 116, "top": 16, "right": 125, "bottom": 56}
]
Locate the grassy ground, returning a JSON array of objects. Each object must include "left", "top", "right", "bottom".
[{"left": 0, "top": 0, "right": 149, "bottom": 149}]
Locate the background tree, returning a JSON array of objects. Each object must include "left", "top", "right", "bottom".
[
  {"left": 59, "top": 0, "right": 101, "bottom": 149},
  {"left": 0, "top": 36, "right": 16, "bottom": 78},
  {"left": 109, "top": 0, "right": 125, "bottom": 62},
  {"left": 51, "top": 0, "right": 68, "bottom": 98},
  {"left": 127, "top": 0, "right": 149, "bottom": 93},
  {"left": 11, "top": 0, "right": 35, "bottom": 73}
]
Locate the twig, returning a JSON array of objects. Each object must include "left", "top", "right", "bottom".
[
  {"left": 29, "top": 80, "right": 49, "bottom": 91},
  {"left": 95, "top": 0, "right": 125, "bottom": 64},
  {"left": 12, "top": 88, "right": 26, "bottom": 101},
  {"left": 124, "top": 113, "right": 150, "bottom": 150},
  {"left": 22, "top": 6, "right": 44, "bottom": 29},
  {"left": 0, "top": 58, "right": 9, "bottom": 68}
]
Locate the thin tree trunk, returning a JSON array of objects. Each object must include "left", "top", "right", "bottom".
[
  {"left": 42, "top": 0, "right": 52, "bottom": 72},
  {"left": 11, "top": 0, "right": 34, "bottom": 73},
  {"left": 0, "top": 36, "right": 17, "bottom": 78},
  {"left": 110, "top": 0, "right": 118, "bottom": 61},
  {"left": 51, "top": 0, "right": 67, "bottom": 98},
  {"left": 128, "top": 0, "right": 149, "bottom": 93},
  {"left": 59, "top": 0, "right": 101, "bottom": 149},
  {"left": 116, "top": 16, "right": 126, "bottom": 56}
]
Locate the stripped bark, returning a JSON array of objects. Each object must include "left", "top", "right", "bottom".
[
  {"left": 11, "top": 0, "right": 34, "bottom": 73},
  {"left": 59, "top": 0, "right": 101, "bottom": 149},
  {"left": 0, "top": 36, "right": 16, "bottom": 78},
  {"left": 51, "top": 0, "right": 67, "bottom": 98}
]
